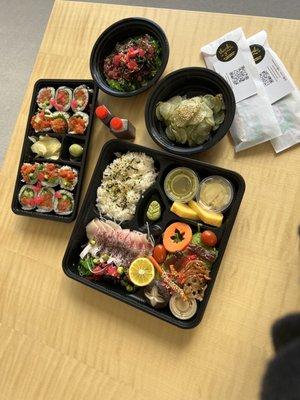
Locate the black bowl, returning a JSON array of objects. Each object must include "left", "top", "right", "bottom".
[
  {"left": 145, "top": 67, "right": 236, "bottom": 155},
  {"left": 90, "top": 17, "right": 169, "bottom": 97}
]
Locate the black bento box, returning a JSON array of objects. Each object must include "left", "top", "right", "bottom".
[
  {"left": 11, "top": 79, "right": 98, "bottom": 223},
  {"left": 62, "top": 140, "right": 245, "bottom": 328}
]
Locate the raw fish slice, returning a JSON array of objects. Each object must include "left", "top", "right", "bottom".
[
  {"left": 116, "top": 229, "right": 131, "bottom": 242},
  {"left": 94, "top": 220, "right": 109, "bottom": 237},
  {"left": 105, "top": 220, "right": 122, "bottom": 230},
  {"left": 84, "top": 218, "right": 154, "bottom": 265},
  {"left": 86, "top": 219, "right": 99, "bottom": 239},
  {"left": 101, "top": 221, "right": 116, "bottom": 234}
]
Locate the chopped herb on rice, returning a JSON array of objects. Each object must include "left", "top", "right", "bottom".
[{"left": 96, "top": 152, "right": 157, "bottom": 221}]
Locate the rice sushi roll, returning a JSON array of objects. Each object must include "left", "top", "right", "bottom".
[
  {"left": 20, "top": 162, "right": 41, "bottom": 184},
  {"left": 68, "top": 112, "right": 89, "bottom": 135},
  {"left": 31, "top": 110, "right": 52, "bottom": 132},
  {"left": 59, "top": 166, "right": 78, "bottom": 191},
  {"left": 18, "top": 185, "right": 36, "bottom": 210},
  {"left": 36, "top": 87, "right": 55, "bottom": 109},
  {"left": 36, "top": 187, "right": 55, "bottom": 213},
  {"left": 38, "top": 163, "right": 60, "bottom": 187},
  {"left": 50, "top": 112, "right": 69, "bottom": 134},
  {"left": 71, "top": 85, "right": 91, "bottom": 112},
  {"left": 51, "top": 86, "right": 72, "bottom": 112},
  {"left": 54, "top": 190, "right": 74, "bottom": 215}
]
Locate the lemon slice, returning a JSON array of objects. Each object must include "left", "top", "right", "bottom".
[{"left": 128, "top": 258, "right": 155, "bottom": 287}]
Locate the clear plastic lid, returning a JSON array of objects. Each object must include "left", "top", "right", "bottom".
[
  {"left": 197, "top": 175, "right": 233, "bottom": 213},
  {"left": 164, "top": 167, "right": 200, "bottom": 203}
]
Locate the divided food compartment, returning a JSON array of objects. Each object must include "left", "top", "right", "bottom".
[
  {"left": 11, "top": 79, "right": 98, "bottom": 222},
  {"left": 63, "top": 140, "right": 245, "bottom": 328}
]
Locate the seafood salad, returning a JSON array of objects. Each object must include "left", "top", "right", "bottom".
[
  {"left": 103, "top": 34, "right": 162, "bottom": 92},
  {"left": 96, "top": 152, "right": 157, "bottom": 222},
  {"left": 77, "top": 218, "right": 219, "bottom": 320},
  {"left": 80, "top": 218, "right": 154, "bottom": 268}
]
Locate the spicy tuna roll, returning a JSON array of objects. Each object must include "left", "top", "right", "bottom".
[
  {"left": 36, "top": 187, "right": 55, "bottom": 213},
  {"left": 71, "top": 85, "right": 91, "bottom": 112},
  {"left": 20, "top": 162, "right": 41, "bottom": 184},
  {"left": 18, "top": 185, "right": 36, "bottom": 210},
  {"left": 50, "top": 112, "right": 69, "bottom": 134},
  {"left": 38, "top": 163, "right": 60, "bottom": 187},
  {"left": 36, "top": 87, "right": 55, "bottom": 109},
  {"left": 59, "top": 166, "right": 78, "bottom": 191},
  {"left": 31, "top": 110, "right": 52, "bottom": 133},
  {"left": 51, "top": 86, "right": 72, "bottom": 112},
  {"left": 54, "top": 190, "right": 74, "bottom": 215},
  {"left": 68, "top": 112, "right": 89, "bottom": 135}
]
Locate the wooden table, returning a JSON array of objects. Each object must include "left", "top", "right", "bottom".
[{"left": 0, "top": 1, "right": 299, "bottom": 399}]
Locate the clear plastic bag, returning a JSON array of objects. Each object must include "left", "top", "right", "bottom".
[
  {"left": 201, "top": 28, "right": 282, "bottom": 152},
  {"left": 247, "top": 30, "right": 300, "bottom": 153}
]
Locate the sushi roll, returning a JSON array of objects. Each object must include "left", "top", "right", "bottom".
[
  {"left": 20, "top": 162, "right": 41, "bottom": 184},
  {"left": 71, "top": 85, "right": 91, "bottom": 112},
  {"left": 38, "top": 163, "right": 60, "bottom": 187},
  {"left": 51, "top": 86, "right": 72, "bottom": 112},
  {"left": 59, "top": 166, "right": 78, "bottom": 191},
  {"left": 31, "top": 110, "right": 52, "bottom": 132},
  {"left": 36, "top": 87, "right": 55, "bottom": 109},
  {"left": 18, "top": 185, "right": 36, "bottom": 210},
  {"left": 50, "top": 112, "right": 69, "bottom": 134},
  {"left": 54, "top": 190, "right": 74, "bottom": 215},
  {"left": 68, "top": 112, "right": 89, "bottom": 135},
  {"left": 36, "top": 187, "right": 55, "bottom": 213}
]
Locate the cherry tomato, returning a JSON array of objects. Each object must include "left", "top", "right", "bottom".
[
  {"left": 152, "top": 244, "right": 167, "bottom": 264},
  {"left": 201, "top": 230, "right": 218, "bottom": 247}
]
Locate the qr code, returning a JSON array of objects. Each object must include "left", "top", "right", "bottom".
[
  {"left": 260, "top": 70, "right": 274, "bottom": 86},
  {"left": 229, "top": 66, "right": 249, "bottom": 85}
]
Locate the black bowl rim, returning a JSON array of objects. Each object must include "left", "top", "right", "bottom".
[
  {"left": 145, "top": 66, "right": 236, "bottom": 155},
  {"left": 90, "top": 17, "right": 170, "bottom": 98}
]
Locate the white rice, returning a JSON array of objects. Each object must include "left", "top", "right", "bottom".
[{"left": 96, "top": 152, "right": 157, "bottom": 222}]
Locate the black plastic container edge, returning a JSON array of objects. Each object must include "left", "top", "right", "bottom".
[
  {"left": 62, "top": 140, "right": 246, "bottom": 329},
  {"left": 11, "top": 78, "right": 99, "bottom": 223},
  {"left": 90, "top": 17, "right": 169, "bottom": 97},
  {"left": 145, "top": 67, "right": 236, "bottom": 155}
]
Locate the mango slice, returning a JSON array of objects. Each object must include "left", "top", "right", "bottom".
[
  {"left": 170, "top": 202, "right": 200, "bottom": 221},
  {"left": 188, "top": 200, "right": 223, "bottom": 227}
]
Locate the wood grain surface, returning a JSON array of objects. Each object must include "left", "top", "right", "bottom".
[{"left": 0, "top": 1, "right": 299, "bottom": 399}]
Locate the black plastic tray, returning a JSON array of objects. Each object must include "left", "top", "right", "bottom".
[
  {"left": 11, "top": 79, "right": 98, "bottom": 223},
  {"left": 62, "top": 140, "right": 245, "bottom": 328}
]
